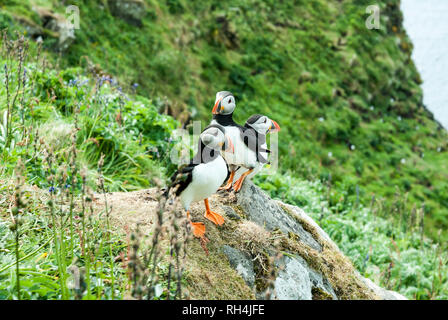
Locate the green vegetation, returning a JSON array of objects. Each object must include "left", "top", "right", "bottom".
[
  {"left": 2, "top": 0, "right": 446, "bottom": 240},
  {"left": 0, "top": 0, "right": 447, "bottom": 300},
  {"left": 0, "top": 35, "right": 179, "bottom": 299},
  {"left": 257, "top": 172, "right": 448, "bottom": 299}
]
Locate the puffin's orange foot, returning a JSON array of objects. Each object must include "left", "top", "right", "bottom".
[
  {"left": 219, "top": 171, "right": 235, "bottom": 191},
  {"left": 190, "top": 222, "right": 206, "bottom": 238},
  {"left": 204, "top": 210, "right": 225, "bottom": 226},
  {"left": 218, "top": 182, "right": 233, "bottom": 191},
  {"left": 232, "top": 177, "right": 244, "bottom": 192}
]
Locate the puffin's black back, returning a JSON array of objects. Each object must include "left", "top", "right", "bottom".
[{"left": 167, "top": 124, "right": 228, "bottom": 197}]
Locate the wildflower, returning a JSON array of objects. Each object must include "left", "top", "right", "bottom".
[
  {"left": 370, "top": 105, "right": 374, "bottom": 110},
  {"left": 401, "top": 158, "right": 406, "bottom": 164},
  {"left": 328, "top": 151, "right": 333, "bottom": 158},
  {"left": 318, "top": 117, "right": 325, "bottom": 122},
  {"left": 397, "top": 116, "right": 402, "bottom": 121},
  {"left": 364, "top": 253, "right": 370, "bottom": 263},
  {"left": 49, "top": 186, "right": 55, "bottom": 193},
  {"left": 350, "top": 145, "right": 355, "bottom": 150},
  {"left": 437, "top": 147, "right": 441, "bottom": 152},
  {"left": 132, "top": 83, "right": 139, "bottom": 88}
]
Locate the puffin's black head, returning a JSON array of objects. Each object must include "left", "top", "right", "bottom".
[
  {"left": 212, "top": 91, "right": 236, "bottom": 115},
  {"left": 245, "top": 114, "right": 281, "bottom": 134}
]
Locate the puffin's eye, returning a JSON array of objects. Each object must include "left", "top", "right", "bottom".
[
  {"left": 264, "top": 118, "right": 267, "bottom": 123},
  {"left": 228, "top": 99, "right": 231, "bottom": 104}
]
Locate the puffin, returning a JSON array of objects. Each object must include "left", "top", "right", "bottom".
[
  {"left": 209, "top": 91, "right": 246, "bottom": 190},
  {"left": 231, "top": 114, "right": 280, "bottom": 191},
  {"left": 166, "top": 124, "right": 234, "bottom": 238}
]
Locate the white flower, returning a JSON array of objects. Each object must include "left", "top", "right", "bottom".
[
  {"left": 397, "top": 116, "right": 402, "bottom": 121},
  {"left": 318, "top": 117, "right": 325, "bottom": 122},
  {"left": 328, "top": 152, "right": 333, "bottom": 158},
  {"left": 437, "top": 147, "right": 442, "bottom": 152},
  {"left": 350, "top": 145, "right": 356, "bottom": 150},
  {"left": 401, "top": 158, "right": 406, "bottom": 164},
  {"left": 370, "top": 105, "right": 375, "bottom": 110}
]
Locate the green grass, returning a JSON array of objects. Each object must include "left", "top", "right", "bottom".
[
  {"left": 0, "top": 35, "right": 180, "bottom": 299},
  {"left": 0, "top": 0, "right": 448, "bottom": 300},
  {"left": 256, "top": 172, "right": 448, "bottom": 299},
  {"left": 0, "top": 180, "right": 127, "bottom": 299},
  {"left": 2, "top": 0, "right": 445, "bottom": 240}
]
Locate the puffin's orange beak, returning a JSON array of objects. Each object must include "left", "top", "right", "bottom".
[
  {"left": 225, "top": 136, "right": 234, "bottom": 153},
  {"left": 269, "top": 120, "right": 281, "bottom": 133},
  {"left": 212, "top": 99, "right": 222, "bottom": 115}
]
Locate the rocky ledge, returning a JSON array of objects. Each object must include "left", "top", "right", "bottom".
[{"left": 94, "top": 180, "right": 406, "bottom": 300}]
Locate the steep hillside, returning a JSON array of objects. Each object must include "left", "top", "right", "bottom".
[
  {"left": 1, "top": 0, "right": 447, "bottom": 240},
  {"left": 0, "top": 25, "right": 447, "bottom": 299}
]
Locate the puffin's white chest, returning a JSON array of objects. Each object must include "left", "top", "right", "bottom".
[
  {"left": 219, "top": 126, "right": 256, "bottom": 168},
  {"left": 233, "top": 140, "right": 268, "bottom": 181},
  {"left": 179, "top": 156, "right": 228, "bottom": 210}
]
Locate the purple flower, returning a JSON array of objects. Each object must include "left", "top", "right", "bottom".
[
  {"left": 364, "top": 253, "right": 370, "bottom": 263},
  {"left": 49, "top": 186, "right": 55, "bottom": 193}
]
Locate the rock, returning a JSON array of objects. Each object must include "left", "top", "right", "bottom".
[
  {"left": 357, "top": 274, "right": 407, "bottom": 300},
  {"left": 32, "top": 7, "right": 75, "bottom": 51},
  {"left": 220, "top": 205, "right": 241, "bottom": 220},
  {"left": 273, "top": 254, "right": 337, "bottom": 300},
  {"left": 222, "top": 245, "right": 255, "bottom": 288},
  {"left": 108, "top": 0, "right": 146, "bottom": 27},
  {"left": 11, "top": 14, "right": 45, "bottom": 39},
  {"left": 214, "top": 14, "right": 239, "bottom": 49},
  {"left": 93, "top": 185, "right": 407, "bottom": 300},
  {"left": 278, "top": 202, "right": 334, "bottom": 244},
  {"left": 307, "top": 265, "right": 338, "bottom": 300},
  {"left": 236, "top": 181, "right": 322, "bottom": 251},
  {"left": 274, "top": 255, "right": 312, "bottom": 300}
]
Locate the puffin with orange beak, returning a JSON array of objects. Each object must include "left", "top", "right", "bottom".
[
  {"left": 231, "top": 114, "right": 281, "bottom": 192},
  {"left": 210, "top": 91, "right": 281, "bottom": 192},
  {"left": 166, "top": 124, "right": 234, "bottom": 238},
  {"left": 210, "top": 91, "right": 246, "bottom": 190}
]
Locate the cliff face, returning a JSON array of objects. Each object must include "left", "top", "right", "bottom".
[
  {"left": 3, "top": 0, "right": 448, "bottom": 240},
  {"left": 96, "top": 181, "right": 406, "bottom": 300}
]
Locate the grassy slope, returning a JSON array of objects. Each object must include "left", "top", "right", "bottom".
[
  {"left": 0, "top": 1, "right": 447, "bottom": 298},
  {"left": 2, "top": 0, "right": 446, "bottom": 239}
]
